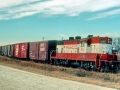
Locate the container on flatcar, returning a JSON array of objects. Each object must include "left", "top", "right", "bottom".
[
  {"left": 38, "top": 40, "right": 57, "bottom": 62},
  {"left": 29, "top": 42, "right": 39, "bottom": 60}
]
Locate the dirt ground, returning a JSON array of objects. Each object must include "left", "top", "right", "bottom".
[
  {"left": 0, "top": 56, "right": 120, "bottom": 89},
  {"left": 0, "top": 65, "right": 117, "bottom": 90}
]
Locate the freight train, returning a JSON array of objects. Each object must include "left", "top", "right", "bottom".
[{"left": 0, "top": 35, "right": 120, "bottom": 72}]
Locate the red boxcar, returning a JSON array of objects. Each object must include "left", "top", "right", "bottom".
[
  {"left": 38, "top": 40, "right": 57, "bottom": 62},
  {"left": 14, "top": 43, "right": 29, "bottom": 59},
  {"left": 29, "top": 42, "right": 39, "bottom": 60},
  {"left": 38, "top": 41, "right": 48, "bottom": 61}
]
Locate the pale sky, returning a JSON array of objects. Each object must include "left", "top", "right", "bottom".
[{"left": 0, "top": 0, "right": 120, "bottom": 45}]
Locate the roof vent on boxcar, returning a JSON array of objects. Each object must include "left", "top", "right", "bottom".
[
  {"left": 75, "top": 36, "right": 81, "bottom": 40},
  {"left": 87, "top": 35, "right": 93, "bottom": 38},
  {"left": 69, "top": 37, "right": 74, "bottom": 40}
]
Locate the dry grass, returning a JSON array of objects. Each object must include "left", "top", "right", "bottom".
[{"left": 0, "top": 56, "right": 120, "bottom": 89}]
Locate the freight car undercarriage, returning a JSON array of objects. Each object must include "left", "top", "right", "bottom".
[{"left": 0, "top": 54, "right": 119, "bottom": 73}]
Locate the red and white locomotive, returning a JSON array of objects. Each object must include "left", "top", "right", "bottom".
[{"left": 51, "top": 35, "right": 118, "bottom": 72}]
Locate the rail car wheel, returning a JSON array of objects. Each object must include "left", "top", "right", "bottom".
[
  {"left": 79, "top": 61, "right": 96, "bottom": 71},
  {"left": 100, "top": 66, "right": 109, "bottom": 72},
  {"left": 109, "top": 62, "right": 118, "bottom": 73},
  {"left": 54, "top": 59, "right": 59, "bottom": 65},
  {"left": 51, "top": 59, "right": 55, "bottom": 65}
]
